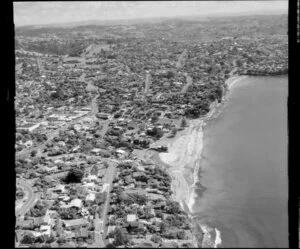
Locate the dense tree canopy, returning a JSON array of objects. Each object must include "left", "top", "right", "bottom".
[
  {"left": 113, "top": 228, "right": 130, "bottom": 246},
  {"left": 64, "top": 168, "right": 84, "bottom": 183}
]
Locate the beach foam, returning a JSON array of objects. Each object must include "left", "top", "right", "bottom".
[
  {"left": 200, "top": 224, "right": 214, "bottom": 248},
  {"left": 226, "top": 75, "right": 248, "bottom": 90},
  {"left": 199, "top": 224, "right": 222, "bottom": 248},
  {"left": 187, "top": 190, "right": 197, "bottom": 212},
  {"left": 215, "top": 228, "right": 222, "bottom": 248}
]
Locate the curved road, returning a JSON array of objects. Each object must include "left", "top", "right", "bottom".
[{"left": 16, "top": 181, "right": 37, "bottom": 217}]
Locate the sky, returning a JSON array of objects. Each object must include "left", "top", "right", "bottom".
[{"left": 13, "top": 1, "right": 288, "bottom": 27}]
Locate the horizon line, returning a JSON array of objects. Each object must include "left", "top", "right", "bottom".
[{"left": 14, "top": 10, "right": 287, "bottom": 28}]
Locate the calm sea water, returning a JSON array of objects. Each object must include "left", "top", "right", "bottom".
[{"left": 193, "top": 76, "right": 288, "bottom": 247}]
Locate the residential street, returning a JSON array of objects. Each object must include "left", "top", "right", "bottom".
[
  {"left": 16, "top": 180, "right": 37, "bottom": 217},
  {"left": 101, "top": 165, "right": 117, "bottom": 246},
  {"left": 181, "top": 74, "right": 193, "bottom": 93},
  {"left": 90, "top": 214, "right": 105, "bottom": 248}
]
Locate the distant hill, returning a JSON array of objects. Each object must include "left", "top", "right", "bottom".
[
  {"left": 15, "top": 10, "right": 286, "bottom": 30},
  {"left": 15, "top": 13, "right": 287, "bottom": 56}
]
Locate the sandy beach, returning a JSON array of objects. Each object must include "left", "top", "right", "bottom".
[
  {"left": 158, "top": 119, "right": 203, "bottom": 211},
  {"left": 226, "top": 75, "right": 248, "bottom": 91},
  {"left": 150, "top": 76, "right": 246, "bottom": 247}
]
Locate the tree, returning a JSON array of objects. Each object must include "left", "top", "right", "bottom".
[
  {"left": 182, "top": 242, "right": 194, "bottom": 248},
  {"left": 165, "top": 71, "right": 175, "bottom": 79},
  {"left": 113, "top": 228, "right": 130, "bottom": 246},
  {"left": 106, "top": 243, "right": 115, "bottom": 248},
  {"left": 151, "top": 234, "right": 162, "bottom": 244},
  {"left": 159, "top": 222, "right": 167, "bottom": 233},
  {"left": 150, "top": 116, "right": 158, "bottom": 124},
  {"left": 146, "top": 127, "right": 164, "bottom": 139},
  {"left": 130, "top": 193, "right": 148, "bottom": 205},
  {"left": 181, "top": 117, "right": 187, "bottom": 128},
  {"left": 64, "top": 168, "right": 84, "bottom": 183},
  {"left": 95, "top": 192, "right": 107, "bottom": 205},
  {"left": 30, "top": 200, "right": 48, "bottom": 217},
  {"left": 165, "top": 200, "right": 181, "bottom": 214},
  {"left": 57, "top": 236, "right": 66, "bottom": 244},
  {"left": 236, "top": 59, "right": 243, "bottom": 67},
  {"left": 44, "top": 234, "right": 56, "bottom": 244},
  {"left": 82, "top": 143, "right": 93, "bottom": 153},
  {"left": 103, "top": 161, "right": 109, "bottom": 169},
  {"left": 16, "top": 167, "right": 26, "bottom": 174},
  {"left": 31, "top": 150, "right": 38, "bottom": 157},
  {"left": 177, "top": 230, "right": 185, "bottom": 240},
  {"left": 170, "top": 127, "right": 177, "bottom": 137},
  {"left": 214, "top": 86, "right": 223, "bottom": 101},
  {"left": 90, "top": 165, "right": 99, "bottom": 175},
  {"left": 21, "top": 232, "right": 35, "bottom": 244}
]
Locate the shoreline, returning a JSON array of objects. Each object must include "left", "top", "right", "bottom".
[
  {"left": 149, "top": 75, "right": 247, "bottom": 247},
  {"left": 140, "top": 74, "right": 285, "bottom": 247},
  {"left": 154, "top": 75, "right": 247, "bottom": 210}
]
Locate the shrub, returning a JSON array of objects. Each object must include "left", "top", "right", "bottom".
[{"left": 31, "top": 150, "right": 38, "bottom": 157}]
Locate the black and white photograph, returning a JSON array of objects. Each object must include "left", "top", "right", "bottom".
[{"left": 13, "top": 1, "right": 289, "bottom": 248}]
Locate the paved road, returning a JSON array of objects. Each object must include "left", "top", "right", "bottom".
[
  {"left": 90, "top": 214, "right": 105, "bottom": 248},
  {"left": 90, "top": 164, "right": 116, "bottom": 247},
  {"left": 181, "top": 74, "right": 193, "bottom": 93},
  {"left": 102, "top": 165, "right": 117, "bottom": 246},
  {"left": 144, "top": 71, "right": 151, "bottom": 94},
  {"left": 16, "top": 181, "right": 37, "bottom": 217},
  {"left": 91, "top": 94, "right": 99, "bottom": 115},
  {"left": 176, "top": 49, "right": 188, "bottom": 69},
  {"left": 37, "top": 57, "right": 44, "bottom": 72}
]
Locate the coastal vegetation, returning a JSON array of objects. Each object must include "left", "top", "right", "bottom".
[{"left": 105, "top": 160, "right": 196, "bottom": 247}]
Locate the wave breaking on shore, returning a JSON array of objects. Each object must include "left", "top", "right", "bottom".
[{"left": 156, "top": 76, "right": 246, "bottom": 248}]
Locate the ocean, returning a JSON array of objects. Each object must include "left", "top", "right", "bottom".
[{"left": 192, "top": 76, "right": 288, "bottom": 247}]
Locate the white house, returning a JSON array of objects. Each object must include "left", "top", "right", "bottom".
[
  {"left": 40, "top": 225, "right": 51, "bottom": 236},
  {"left": 85, "top": 193, "right": 96, "bottom": 202},
  {"left": 127, "top": 214, "right": 137, "bottom": 223},
  {"left": 83, "top": 182, "right": 96, "bottom": 191},
  {"left": 69, "top": 199, "right": 82, "bottom": 209}
]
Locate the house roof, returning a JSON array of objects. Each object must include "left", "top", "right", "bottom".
[
  {"left": 107, "top": 225, "right": 116, "bottom": 234},
  {"left": 40, "top": 225, "right": 51, "bottom": 231},
  {"left": 76, "top": 227, "right": 88, "bottom": 238},
  {"left": 127, "top": 214, "right": 137, "bottom": 222},
  {"left": 62, "top": 219, "right": 89, "bottom": 227},
  {"left": 83, "top": 182, "right": 95, "bottom": 187},
  {"left": 116, "top": 149, "right": 126, "bottom": 154},
  {"left": 85, "top": 193, "right": 95, "bottom": 201},
  {"left": 31, "top": 231, "right": 42, "bottom": 237},
  {"left": 162, "top": 240, "right": 178, "bottom": 248},
  {"left": 33, "top": 217, "right": 44, "bottom": 226},
  {"left": 146, "top": 193, "right": 166, "bottom": 201},
  {"left": 69, "top": 198, "right": 82, "bottom": 208},
  {"left": 54, "top": 184, "right": 65, "bottom": 191}
]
